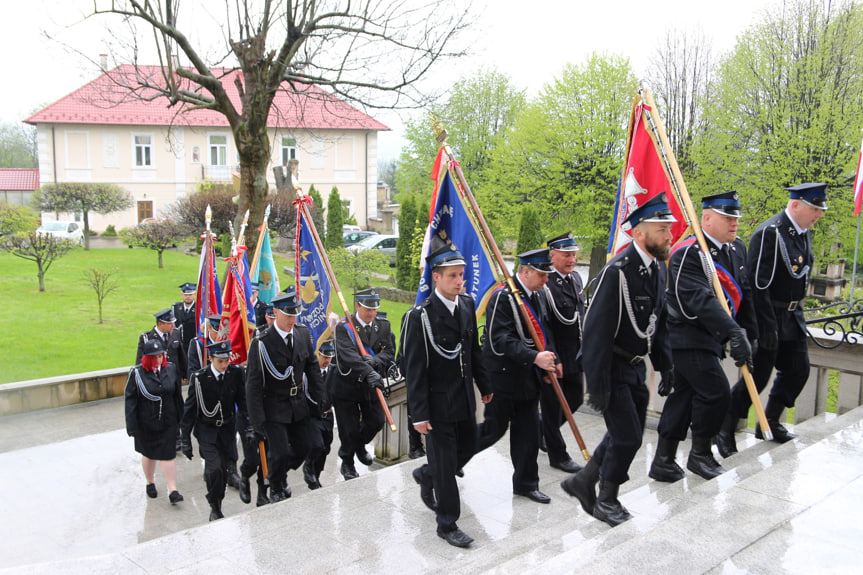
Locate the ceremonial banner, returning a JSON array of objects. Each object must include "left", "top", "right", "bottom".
[
  {"left": 854, "top": 135, "right": 863, "bottom": 216},
  {"left": 252, "top": 228, "right": 280, "bottom": 303},
  {"left": 295, "top": 209, "right": 333, "bottom": 350},
  {"left": 195, "top": 231, "right": 223, "bottom": 340},
  {"left": 608, "top": 97, "right": 688, "bottom": 255},
  {"left": 222, "top": 247, "right": 256, "bottom": 364},
  {"left": 416, "top": 169, "right": 499, "bottom": 312}
]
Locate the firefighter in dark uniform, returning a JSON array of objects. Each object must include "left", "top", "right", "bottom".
[
  {"left": 245, "top": 288, "right": 326, "bottom": 502},
  {"left": 173, "top": 283, "right": 197, "bottom": 354},
  {"left": 561, "top": 194, "right": 675, "bottom": 527},
  {"left": 179, "top": 340, "right": 249, "bottom": 521},
  {"left": 250, "top": 282, "right": 269, "bottom": 330},
  {"left": 136, "top": 308, "right": 188, "bottom": 383},
  {"left": 302, "top": 339, "right": 337, "bottom": 490},
  {"left": 187, "top": 314, "right": 224, "bottom": 379},
  {"left": 649, "top": 192, "right": 755, "bottom": 483},
  {"left": 403, "top": 243, "right": 493, "bottom": 548},
  {"left": 331, "top": 288, "right": 395, "bottom": 480},
  {"left": 477, "top": 248, "right": 559, "bottom": 505},
  {"left": 722, "top": 183, "right": 827, "bottom": 447},
  {"left": 541, "top": 232, "right": 587, "bottom": 474}
]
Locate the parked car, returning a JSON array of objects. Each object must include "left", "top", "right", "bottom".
[
  {"left": 36, "top": 221, "right": 84, "bottom": 245},
  {"left": 348, "top": 234, "right": 398, "bottom": 266},
  {"left": 343, "top": 224, "right": 362, "bottom": 233},
  {"left": 343, "top": 230, "right": 378, "bottom": 247}
]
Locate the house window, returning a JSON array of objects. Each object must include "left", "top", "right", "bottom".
[
  {"left": 138, "top": 201, "right": 153, "bottom": 223},
  {"left": 281, "top": 137, "right": 297, "bottom": 165},
  {"left": 134, "top": 135, "right": 153, "bottom": 167},
  {"left": 209, "top": 135, "right": 227, "bottom": 166}
]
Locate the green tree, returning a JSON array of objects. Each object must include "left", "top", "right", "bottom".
[
  {"left": 120, "top": 219, "right": 189, "bottom": 269},
  {"left": 408, "top": 200, "right": 430, "bottom": 292},
  {"left": 308, "top": 185, "right": 325, "bottom": 236},
  {"left": 0, "top": 231, "right": 75, "bottom": 292},
  {"left": 328, "top": 247, "right": 391, "bottom": 291},
  {"left": 83, "top": 268, "right": 120, "bottom": 324},
  {"left": 694, "top": 0, "right": 863, "bottom": 261},
  {"left": 396, "top": 194, "right": 418, "bottom": 290},
  {"left": 485, "top": 54, "right": 638, "bottom": 245},
  {"left": 0, "top": 202, "right": 39, "bottom": 237},
  {"left": 32, "top": 183, "right": 133, "bottom": 250},
  {"left": 514, "top": 205, "right": 544, "bottom": 272},
  {"left": 0, "top": 122, "right": 37, "bottom": 168},
  {"left": 325, "top": 187, "right": 345, "bottom": 251}
]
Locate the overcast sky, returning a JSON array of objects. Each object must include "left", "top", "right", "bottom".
[{"left": 2, "top": 0, "right": 780, "bottom": 159}]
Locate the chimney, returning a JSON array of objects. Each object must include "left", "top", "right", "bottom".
[{"left": 99, "top": 54, "right": 108, "bottom": 70}]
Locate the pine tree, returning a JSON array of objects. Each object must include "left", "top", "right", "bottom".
[
  {"left": 514, "top": 205, "right": 543, "bottom": 273},
  {"left": 409, "top": 201, "right": 429, "bottom": 292},
  {"left": 308, "top": 184, "right": 325, "bottom": 236},
  {"left": 325, "top": 187, "right": 345, "bottom": 251},
  {"left": 396, "top": 195, "right": 418, "bottom": 290}
]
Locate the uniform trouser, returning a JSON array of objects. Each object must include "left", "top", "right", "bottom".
[
  {"left": 592, "top": 361, "right": 648, "bottom": 485},
  {"left": 264, "top": 419, "right": 314, "bottom": 487},
  {"left": 197, "top": 428, "right": 234, "bottom": 503},
  {"left": 333, "top": 397, "right": 384, "bottom": 461},
  {"left": 477, "top": 395, "right": 540, "bottom": 492},
  {"left": 539, "top": 372, "right": 584, "bottom": 462},
  {"left": 237, "top": 411, "right": 264, "bottom": 482},
  {"left": 416, "top": 418, "right": 477, "bottom": 533},
  {"left": 729, "top": 336, "right": 810, "bottom": 418},
  {"left": 658, "top": 349, "right": 730, "bottom": 440},
  {"left": 306, "top": 413, "right": 335, "bottom": 476}
]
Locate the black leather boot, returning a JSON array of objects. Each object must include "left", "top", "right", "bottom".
[
  {"left": 713, "top": 412, "right": 739, "bottom": 458},
  {"left": 304, "top": 460, "right": 322, "bottom": 489},
  {"left": 239, "top": 475, "right": 251, "bottom": 504},
  {"left": 560, "top": 456, "right": 599, "bottom": 514},
  {"left": 270, "top": 480, "right": 287, "bottom": 503},
  {"left": 256, "top": 479, "right": 270, "bottom": 507},
  {"left": 340, "top": 459, "right": 359, "bottom": 480},
  {"left": 755, "top": 400, "right": 797, "bottom": 443},
  {"left": 225, "top": 463, "right": 241, "bottom": 490},
  {"left": 648, "top": 436, "right": 685, "bottom": 482},
  {"left": 687, "top": 436, "right": 726, "bottom": 479},
  {"left": 209, "top": 499, "right": 224, "bottom": 521},
  {"left": 593, "top": 478, "right": 632, "bottom": 527}
]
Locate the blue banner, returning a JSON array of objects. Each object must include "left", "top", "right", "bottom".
[
  {"left": 296, "top": 210, "right": 333, "bottom": 351},
  {"left": 416, "top": 170, "right": 499, "bottom": 313}
]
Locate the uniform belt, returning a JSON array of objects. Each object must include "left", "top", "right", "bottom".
[
  {"left": 772, "top": 299, "right": 801, "bottom": 311},
  {"left": 613, "top": 345, "right": 644, "bottom": 365}
]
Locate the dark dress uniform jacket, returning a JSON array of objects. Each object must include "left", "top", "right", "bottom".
[
  {"left": 667, "top": 237, "right": 758, "bottom": 355},
  {"left": 181, "top": 364, "right": 248, "bottom": 443},
  {"left": 331, "top": 315, "right": 396, "bottom": 402},
  {"left": 582, "top": 244, "right": 672, "bottom": 400},
  {"left": 748, "top": 211, "right": 812, "bottom": 341},
  {"left": 124, "top": 363, "right": 184, "bottom": 460},
  {"left": 136, "top": 328, "right": 188, "bottom": 380},
  {"left": 482, "top": 277, "right": 557, "bottom": 400},
  {"left": 544, "top": 270, "right": 586, "bottom": 375},
  {"left": 246, "top": 324, "right": 325, "bottom": 432},
  {"left": 403, "top": 294, "right": 491, "bottom": 424},
  {"left": 172, "top": 302, "right": 197, "bottom": 351}
]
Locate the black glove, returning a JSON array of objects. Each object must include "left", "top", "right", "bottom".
[
  {"left": 362, "top": 355, "right": 379, "bottom": 369},
  {"left": 657, "top": 369, "right": 675, "bottom": 397},
  {"left": 761, "top": 329, "right": 778, "bottom": 351},
  {"left": 180, "top": 437, "right": 193, "bottom": 461},
  {"left": 587, "top": 392, "right": 610, "bottom": 413},
  {"left": 728, "top": 327, "right": 752, "bottom": 367},
  {"left": 365, "top": 370, "right": 384, "bottom": 390}
]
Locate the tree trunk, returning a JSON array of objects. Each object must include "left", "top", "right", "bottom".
[
  {"left": 235, "top": 125, "right": 271, "bottom": 263},
  {"left": 83, "top": 210, "right": 91, "bottom": 251},
  {"left": 37, "top": 264, "right": 45, "bottom": 292},
  {"left": 158, "top": 249, "right": 164, "bottom": 269}
]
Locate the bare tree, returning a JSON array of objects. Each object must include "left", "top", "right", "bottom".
[
  {"left": 80, "top": 1, "right": 472, "bottom": 257},
  {"left": 167, "top": 182, "right": 238, "bottom": 238},
  {"left": 120, "top": 219, "right": 189, "bottom": 268},
  {"left": 0, "top": 231, "right": 76, "bottom": 292},
  {"left": 646, "top": 28, "right": 714, "bottom": 177},
  {"left": 83, "top": 268, "right": 120, "bottom": 324}
]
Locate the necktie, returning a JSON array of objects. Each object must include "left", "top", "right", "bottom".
[
  {"left": 217, "top": 373, "right": 224, "bottom": 384},
  {"left": 285, "top": 333, "right": 293, "bottom": 354},
  {"left": 722, "top": 244, "right": 731, "bottom": 260},
  {"left": 650, "top": 260, "right": 658, "bottom": 277}
]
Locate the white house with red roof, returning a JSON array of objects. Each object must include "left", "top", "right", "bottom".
[
  {"left": 0, "top": 169, "right": 40, "bottom": 206},
  {"left": 25, "top": 65, "right": 388, "bottom": 232}
]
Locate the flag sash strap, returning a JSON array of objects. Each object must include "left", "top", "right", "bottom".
[
  {"left": 672, "top": 237, "right": 743, "bottom": 316},
  {"left": 342, "top": 320, "right": 375, "bottom": 356}
]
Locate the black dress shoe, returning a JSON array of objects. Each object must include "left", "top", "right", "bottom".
[
  {"left": 209, "top": 502, "right": 224, "bottom": 521},
  {"left": 514, "top": 489, "right": 551, "bottom": 504},
  {"left": 168, "top": 490, "right": 184, "bottom": 504},
  {"left": 239, "top": 476, "right": 252, "bottom": 504},
  {"left": 437, "top": 528, "right": 474, "bottom": 548},
  {"left": 256, "top": 486, "right": 270, "bottom": 507},
  {"left": 550, "top": 458, "right": 583, "bottom": 473},
  {"left": 270, "top": 489, "right": 287, "bottom": 503},
  {"left": 412, "top": 467, "right": 438, "bottom": 511},
  {"left": 303, "top": 461, "right": 321, "bottom": 489},
  {"left": 409, "top": 447, "right": 426, "bottom": 459},
  {"left": 341, "top": 460, "right": 359, "bottom": 480},
  {"left": 755, "top": 420, "right": 797, "bottom": 443},
  {"left": 455, "top": 468, "right": 465, "bottom": 478},
  {"left": 283, "top": 483, "right": 292, "bottom": 499},
  {"left": 225, "top": 466, "right": 242, "bottom": 490},
  {"left": 356, "top": 449, "right": 374, "bottom": 466},
  {"left": 146, "top": 483, "right": 158, "bottom": 499}
]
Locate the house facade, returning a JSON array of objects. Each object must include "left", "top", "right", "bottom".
[
  {"left": 25, "top": 65, "right": 388, "bottom": 232},
  {"left": 0, "top": 169, "right": 39, "bottom": 206}
]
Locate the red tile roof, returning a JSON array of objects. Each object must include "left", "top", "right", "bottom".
[
  {"left": 26, "top": 65, "right": 389, "bottom": 131},
  {"left": 0, "top": 169, "right": 39, "bottom": 191}
]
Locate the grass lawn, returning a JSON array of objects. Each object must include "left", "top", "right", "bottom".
[{"left": 0, "top": 247, "right": 410, "bottom": 384}]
